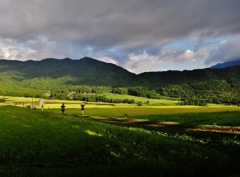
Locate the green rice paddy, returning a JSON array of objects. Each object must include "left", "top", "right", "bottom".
[{"left": 0, "top": 95, "right": 240, "bottom": 176}]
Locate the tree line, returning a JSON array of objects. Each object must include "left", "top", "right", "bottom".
[{"left": 0, "top": 80, "right": 239, "bottom": 106}]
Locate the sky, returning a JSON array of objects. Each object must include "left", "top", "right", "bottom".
[{"left": 0, "top": 0, "right": 240, "bottom": 74}]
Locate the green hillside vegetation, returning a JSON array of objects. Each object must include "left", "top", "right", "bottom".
[
  {"left": 0, "top": 57, "right": 240, "bottom": 105},
  {"left": 0, "top": 106, "right": 239, "bottom": 177}
]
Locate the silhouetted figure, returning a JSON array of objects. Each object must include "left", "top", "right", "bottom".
[
  {"left": 61, "top": 103, "right": 66, "bottom": 114},
  {"left": 81, "top": 103, "right": 85, "bottom": 115}
]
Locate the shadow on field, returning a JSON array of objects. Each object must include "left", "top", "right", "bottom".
[{"left": 86, "top": 117, "right": 240, "bottom": 134}]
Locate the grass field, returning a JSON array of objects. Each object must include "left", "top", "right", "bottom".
[
  {"left": 1, "top": 95, "right": 239, "bottom": 114},
  {"left": 0, "top": 95, "right": 240, "bottom": 176},
  {"left": 0, "top": 94, "right": 179, "bottom": 106}
]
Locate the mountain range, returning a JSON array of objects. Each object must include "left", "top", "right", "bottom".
[
  {"left": 0, "top": 57, "right": 240, "bottom": 88},
  {"left": 211, "top": 59, "right": 240, "bottom": 69}
]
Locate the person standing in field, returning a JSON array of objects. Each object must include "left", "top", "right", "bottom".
[
  {"left": 61, "top": 103, "right": 66, "bottom": 114},
  {"left": 81, "top": 102, "right": 85, "bottom": 115}
]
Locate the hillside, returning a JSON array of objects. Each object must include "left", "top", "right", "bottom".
[
  {"left": 0, "top": 57, "right": 136, "bottom": 86},
  {"left": 136, "top": 66, "right": 240, "bottom": 86},
  {"left": 0, "top": 57, "right": 240, "bottom": 104},
  {"left": 1, "top": 57, "right": 240, "bottom": 87}
]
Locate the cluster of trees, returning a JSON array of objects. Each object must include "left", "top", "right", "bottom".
[
  {"left": 0, "top": 89, "right": 42, "bottom": 98},
  {"left": 1, "top": 79, "right": 239, "bottom": 106},
  {"left": 112, "top": 87, "right": 162, "bottom": 99},
  {"left": 45, "top": 88, "right": 135, "bottom": 104},
  {"left": 111, "top": 82, "right": 240, "bottom": 106},
  {"left": 158, "top": 80, "right": 240, "bottom": 105},
  {"left": 71, "top": 94, "right": 135, "bottom": 104},
  {"left": 47, "top": 86, "right": 160, "bottom": 103}
]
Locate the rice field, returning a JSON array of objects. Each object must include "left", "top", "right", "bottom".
[{"left": 0, "top": 95, "right": 240, "bottom": 176}]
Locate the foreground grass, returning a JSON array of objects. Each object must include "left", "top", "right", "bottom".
[{"left": 0, "top": 106, "right": 240, "bottom": 177}]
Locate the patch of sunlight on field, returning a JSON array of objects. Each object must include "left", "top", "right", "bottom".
[
  {"left": 1, "top": 96, "right": 240, "bottom": 115},
  {"left": 0, "top": 96, "right": 38, "bottom": 102},
  {"left": 44, "top": 103, "right": 88, "bottom": 109},
  {"left": 207, "top": 103, "right": 229, "bottom": 107},
  {"left": 101, "top": 93, "right": 178, "bottom": 105},
  {"left": 0, "top": 95, "right": 232, "bottom": 107},
  {"left": 84, "top": 130, "right": 103, "bottom": 136},
  {"left": 0, "top": 103, "right": 8, "bottom": 106},
  {"left": 160, "top": 121, "right": 180, "bottom": 125}
]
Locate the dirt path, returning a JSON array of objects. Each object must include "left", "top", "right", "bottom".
[{"left": 88, "top": 117, "right": 240, "bottom": 134}]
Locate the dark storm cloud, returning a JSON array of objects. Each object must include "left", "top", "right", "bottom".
[
  {"left": 1, "top": 0, "right": 239, "bottom": 43},
  {"left": 0, "top": 0, "right": 240, "bottom": 71}
]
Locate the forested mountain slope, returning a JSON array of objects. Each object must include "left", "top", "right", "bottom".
[
  {"left": 0, "top": 57, "right": 239, "bottom": 104},
  {"left": 0, "top": 57, "right": 136, "bottom": 86},
  {"left": 1, "top": 57, "right": 240, "bottom": 87}
]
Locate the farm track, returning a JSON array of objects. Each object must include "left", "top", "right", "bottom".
[{"left": 88, "top": 117, "right": 240, "bottom": 134}]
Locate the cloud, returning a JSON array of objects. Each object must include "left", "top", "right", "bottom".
[
  {"left": 205, "top": 36, "right": 240, "bottom": 66},
  {"left": 0, "top": 0, "right": 240, "bottom": 72},
  {"left": 125, "top": 52, "right": 157, "bottom": 71},
  {"left": 98, "top": 56, "right": 119, "bottom": 65},
  {"left": 0, "top": 38, "right": 35, "bottom": 60},
  {"left": 158, "top": 49, "right": 208, "bottom": 63},
  {"left": 1, "top": 0, "right": 239, "bottom": 44},
  {"left": 124, "top": 48, "right": 209, "bottom": 73}
]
